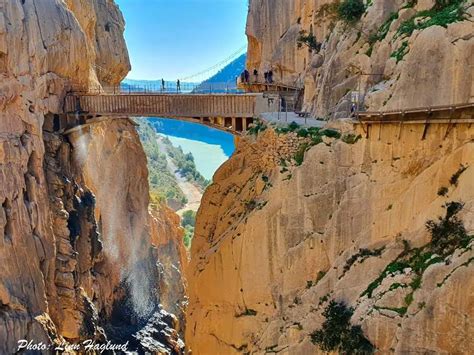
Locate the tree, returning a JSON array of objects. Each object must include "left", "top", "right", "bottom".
[
  {"left": 297, "top": 30, "right": 322, "bottom": 52},
  {"left": 310, "top": 300, "right": 374, "bottom": 354},
  {"left": 181, "top": 210, "right": 196, "bottom": 228},
  {"left": 338, "top": 0, "right": 365, "bottom": 23}
]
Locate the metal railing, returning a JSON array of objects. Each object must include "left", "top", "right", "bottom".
[
  {"left": 236, "top": 76, "right": 303, "bottom": 91},
  {"left": 356, "top": 102, "right": 474, "bottom": 121},
  {"left": 68, "top": 82, "right": 244, "bottom": 95}
]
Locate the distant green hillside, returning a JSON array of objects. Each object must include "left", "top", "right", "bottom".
[
  {"left": 194, "top": 53, "right": 246, "bottom": 92},
  {"left": 160, "top": 136, "right": 210, "bottom": 190},
  {"left": 137, "top": 121, "right": 187, "bottom": 209}
]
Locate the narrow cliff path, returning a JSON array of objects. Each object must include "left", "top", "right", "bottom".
[{"left": 156, "top": 135, "right": 203, "bottom": 215}]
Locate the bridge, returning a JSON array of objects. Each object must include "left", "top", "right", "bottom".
[{"left": 59, "top": 89, "right": 280, "bottom": 135}]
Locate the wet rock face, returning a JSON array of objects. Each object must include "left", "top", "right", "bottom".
[
  {"left": 44, "top": 131, "right": 105, "bottom": 341},
  {"left": 104, "top": 285, "right": 185, "bottom": 355},
  {"left": 246, "top": 0, "right": 474, "bottom": 116},
  {"left": 133, "top": 308, "right": 186, "bottom": 355},
  {"left": 186, "top": 123, "right": 474, "bottom": 354}
]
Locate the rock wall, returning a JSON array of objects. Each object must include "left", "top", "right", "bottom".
[
  {"left": 68, "top": 118, "right": 186, "bottom": 351},
  {"left": 0, "top": 0, "right": 185, "bottom": 353},
  {"left": 186, "top": 122, "right": 474, "bottom": 354},
  {"left": 246, "top": 0, "right": 474, "bottom": 116}
]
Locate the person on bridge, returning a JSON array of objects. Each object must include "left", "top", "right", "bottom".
[
  {"left": 177, "top": 79, "right": 181, "bottom": 92},
  {"left": 268, "top": 69, "right": 274, "bottom": 83},
  {"left": 253, "top": 68, "right": 258, "bottom": 83},
  {"left": 161, "top": 78, "right": 165, "bottom": 92},
  {"left": 244, "top": 69, "right": 249, "bottom": 83},
  {"left": 264, "top": 71, "right": 268, "bottom": 83}
]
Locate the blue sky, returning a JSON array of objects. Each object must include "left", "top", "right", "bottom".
[{"left": 115, "top": 0, "right": 248, "bottom": 81}]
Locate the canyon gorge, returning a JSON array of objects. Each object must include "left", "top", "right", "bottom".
[{"left": 0, "top": 0, "right": 473, "bottom": 354}]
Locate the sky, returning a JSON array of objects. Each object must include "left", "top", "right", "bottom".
[{"left": 115, "top": 0, "right": 248, "bottom": 81}]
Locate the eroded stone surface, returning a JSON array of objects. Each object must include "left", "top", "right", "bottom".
[
  {"left": 246, "top": 0, "right": 474, "bottom": 116},
  {"left": 0, "top": 1, "right": 184, "bottom": 353},
  {"left": 186, "top": 122, "right": 474, "bottom": 354}
]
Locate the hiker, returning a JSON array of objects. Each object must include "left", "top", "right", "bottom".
[
  {"left": 161, "top": 78, "right": 165, "bottom": 92},
  {"left": 177, "top": 79, "right": 181, "bottom": 92},
  {"left": 264, "top": 71, "right": 268, "bottom": 83},
  {"left": 253, "top": 68, "right": 258, "bottom": 82},
  {"left": 244, "top": 69, "right": 250, "bottom": 83},
  {"left": 268, "top": 69, "right": 274, "bottom": 83},
  {"left": 350, "top": 102, "right": 357, "bottom": 117},
  {"left": 240, "top": 72, "right": 245, "bottom": 84}
]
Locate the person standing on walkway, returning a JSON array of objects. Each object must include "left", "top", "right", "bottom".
[
  {"left": 268, "top": 69, "right": 273, "bottom": 83},
  {"left": 253, "top": 68, "right": 258, "bottom": 83},
  {"left": 244, "top": 69, "right": 249, "bottom": 83},
  {"left": 177, "top": 79, "right": 181, "bottom": 92},
  {"left": 161, "top": 78, "right": 165, "bottom": 92}
]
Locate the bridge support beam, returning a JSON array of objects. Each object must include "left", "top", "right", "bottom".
[
  {"left": 242, "top": 117, "right": 247, "bottom": 132},
  {"left": 231, "top": 117, "right": 236, "bottom": 131}
]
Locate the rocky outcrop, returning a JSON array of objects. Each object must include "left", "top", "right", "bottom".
[
  {"left": 186, "top": 122, "right": 474, "bottom": 354},
  {"left": 0, "top": 1, "right": 185, "bottom": 353},
  {"left": 150, "top": 203, "right": 188, "bottom": 334},
  {"left": 246, "top": 0, "right": 474, "bottom": 116}
]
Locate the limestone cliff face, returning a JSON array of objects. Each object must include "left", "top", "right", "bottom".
[
  {"left": 68, "top": 119, "right": 186, "bottom": 352},
  {"left": 0, "top": 1, "right": 184, "bottom": 353},
  {"left": 150, "top": 204, "right": 188, "bottom": 332},
  {"left": 186, "top": 122, "right": 474, "bottom": 354},
  {"left": 246, "top": 0, "right": 474, "bottom": 116},
  {"left": 186, "top": 1, "right": 474, "bottom": 353}
]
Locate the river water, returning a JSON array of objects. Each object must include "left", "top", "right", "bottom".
[{"left": 147, "top": 117, "right": 235, "bottom": 180}]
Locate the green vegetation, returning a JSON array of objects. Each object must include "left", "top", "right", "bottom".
[
  {"left": 161, "top": 136, "right": 210, "bottom": 190},
  {"left": 337, "top": 0, "right": 366, "bottom": 23},
  {"left": 373, "top": 305, "right": 408, "bottom": 316},
  {"left": 137, "top": 122, "right": 187, "bottom": 207},
  {"left": 390, "top": 41, "right": 409, "bottom": 63},
  {"left": 343, "top": 247, "right": 385, "bottom": 274},
  {"left": 426, "top": 201, "right": 471, "bottom": 255},
  {"left": 366, "top": 11, "right": 399, "bottom": 56},
  {"left": 307, "top": 271, "right": 328, "bottom": 289},
  {"left": 247, "top": 119, "right": 267, "bottom": 135},
  {"left": 449, "top": 164, "right": 468, "bottom": 186},
  {"left": 294, "top": 143, "right": 309, "bottom": 166},
  {"left": 397, "top": 0, "right": 467, "bottom": 38},
  {"left": 276, "top": 122, "right": 342, "bottom": 167},
  {"left": 297, "top": 30, "right": 322, "bottom": 52},
  {"left": 437, "top": 186, "right": 449, "bottom": 196},
  {"left": 342, "top": 133, "right": 362, "bottom": 144},
  {"left": 236, "top": 308, "right": 257, "bottom": 317},
  {"left": 362, "top": 201, "right": 473, "bottom": 299},
  {"left": 316, "top": 270, "right": 327, "bottom": 283},
  {"left": 181, "top": 210, "right": 196, "bottom": 248},
  {"left": 319, "top": 294, "right": 330, "bottom": 306},
  {"left": 402, "top": 0, "right": 418, "bottom": 9},
  {"left": 310, "top": 301, "right": 375, "bottom": 354}
]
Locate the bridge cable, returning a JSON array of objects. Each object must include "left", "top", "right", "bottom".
[{"left": 179, "top": 45, "right": 247, "bottom": 82}]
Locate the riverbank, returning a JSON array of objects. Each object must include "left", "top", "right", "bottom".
[{"left": 156, "top": 135, "right": 203, "bottom": 215}]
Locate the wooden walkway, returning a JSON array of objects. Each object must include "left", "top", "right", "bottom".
[
  {"left": 63, "top": 93, "right": 279, "bottom": 134},
  {"left": 357, "top": 103, "right": 474, "bottom": 123}
]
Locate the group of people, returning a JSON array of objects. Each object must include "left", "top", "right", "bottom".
[
  {"left": 240, "top": 68, "right": 274, "bottom": 84},
  {"left": 161, "top": 78, "right": 181, "bottom": 92}
]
